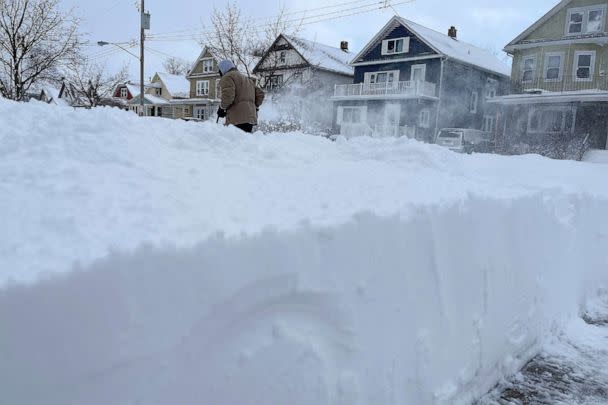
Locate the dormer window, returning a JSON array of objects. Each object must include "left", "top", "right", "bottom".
[
  {"left": 381, "top": 37, "right": 410, "bottom": 55},
  {"left": 566, "top": 5, "right": 606, "bottom": 35},
  {"left": 202, "top": 59, "right": 214, "bottom": 73}
]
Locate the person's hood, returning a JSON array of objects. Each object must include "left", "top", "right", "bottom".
[{"left": 218, "top": 60, "right": 236, "bottom": 75}]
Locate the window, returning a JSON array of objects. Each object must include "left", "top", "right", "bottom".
[
  {"left": 292, "top": 71, "right": 303, "bottom": 83},
  {"left": 568, "top": 10, "right": 584, "bottom": 34},
  {"left": 522, "top": 56, "right": 537, "bottom": 83},
  {"left": 574, "top": 51, "right": 596, "bottom": 81},
  {"left": 469, "top": 91, "right": 478, "bottom": 113},
  {"left": 410, "top": 64, "right": 426, "bottom": 82},
  {"left": 365, "top": 70, "right": 399, "bottom": 85},
  {"left": 419, "top": 109, "right": 431, "bottom": 128},
  {"left": 482, "top": 115, "right": 496, "bottom": 132},
  {"left": 566, "top": 6, "right": 606, "bottom": 35},
  {"left": 486, "top": 87, "right": 497, "bottom": 98},
  {"left": 338, "top": 106, "right": 367, "bottom": 124},
  {"left": 120, "top": 87, "right": 128, "bottom": 98},
  {"left": 279, "top": 51, "right": 286, "bottom": 64},
  {"left": 265, "top": 75, "right": 283, "bottom": 91},
  {"left": 202, "top": 59, "right": 214, "bottom": 73},
  {"left": 155, "top": 88, "right": 162, "bottom": 96},
  {"left": 194, "top": 107, "right": 207, "bottom": 120},
  {"left": 381, "top": 37, "right": 410, "bottom": 55},
  {"left": 196, "top": 80, "right": 209, "bottom": 96},
  {"left": 544, "top": 53, "right": 564, "bottom": 82},
  {"left": 528, "top": 107, "right": 575, "bottom": 133}
]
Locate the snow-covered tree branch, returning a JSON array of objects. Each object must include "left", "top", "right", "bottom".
[{"left": 0, "top": 0, "right": 82, "bottom": 100}]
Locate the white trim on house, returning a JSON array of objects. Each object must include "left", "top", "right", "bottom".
[
  {"left": 543, "top": 52, "right": 565, "bottom": 82},
  {"left": 564, "top": 4, "right": 606, "bottom": 36},
  {"left": 337, "top": 105, "right": 368, "bottom": 125},
  {"left": 351, "top": 54, "right": 442, "bottom": 67},
  {"left": 201, "top": 58, "right": 214, "bottom": 73},
  {"left": 488, "top": 90, "right": 608, "bottom": 104},
  {"left": 505, "top": 36, "right": 608, "bottom": 52},
  {"left": 381, "top": 37, "right": 410, "bottom": 55},
  {"left": 573, "top": 50, "right": 596, "bottom": 81},
  {"left": 410, "top": 64, "right": 426, "bottom": 81},
  {"left": 419, "top": 108, "right": 431, "bottom": 128},
  {"left": 364, "top": 70, "right": 400, "bottom": 85},
  {"left": 470, "top": 91, "right": 479, "bottom": 113},
  {"left": 196, "top": 80, "right": 209, "bottom": 96},
  {"left": 521, "top": 54, "right": 538, "bottom": 83},
  {"left": 482, "top": 115, "right": 496, "bottom": 132}
]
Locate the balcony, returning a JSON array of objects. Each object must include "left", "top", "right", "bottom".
[
  {"left": 512, "top": 75, "right": 608, "bottom": 94},
  {"left": 333, "top": 81, "right": 437, "bottom": 100}
]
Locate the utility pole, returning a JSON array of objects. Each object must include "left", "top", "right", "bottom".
[{"left": 139, "top": 0, "right": 145, "bottom": 117}]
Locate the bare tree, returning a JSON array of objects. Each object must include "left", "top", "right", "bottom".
[
  {"left": 163, "top": 56, "right": 190, "bottom": 76},
  {"left": 201, "top": 2, "right": 301, "bottom": 78},
  {"left": 65, "top": 60, "right": 129, "bottom": 107},
  {"left": 0, "top": 0, "right": 81, "bottom": 100}
]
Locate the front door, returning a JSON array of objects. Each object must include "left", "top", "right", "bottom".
[{"left": 410, "top": 64, "right": 426, "bottom": 82}]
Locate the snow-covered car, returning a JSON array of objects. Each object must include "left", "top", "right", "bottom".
[{"left": 434, "top": 128, "right": 493, "bottom": 153}]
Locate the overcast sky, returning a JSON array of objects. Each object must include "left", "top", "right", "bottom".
[{"left": 63, "top": 0, "right": 558, "bottom": 80}]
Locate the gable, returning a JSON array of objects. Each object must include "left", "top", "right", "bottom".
[
  {"left": 519, "top": 0, "right": 607, "bottom": 43},
  {"left": 253, "top": 35, "right": 308, "bottom": 73},
  {"left": 354, "top": 22, "right": 437, "bottom": 64},
  {"left": 189, "top": 49, "right": 218, "bottom": 76}
]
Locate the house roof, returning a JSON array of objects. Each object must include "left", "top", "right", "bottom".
[
  {"left": 351, "top": 16, "right": 510, "bottom": 77},
  {"left": 155, "top": 72, "right": 190, "bottom": 98},
  {"left": 488, "top": 89, "right": 608, "bottom": 105},
  {"left": 282, "top": 35, "right": 354, "bottom": 76},
  {"left": 505, "top": 0, "right": 572, "bottom": 50},
  {"left": 128, "top": 93, "right": 170, "bottom": 105}
]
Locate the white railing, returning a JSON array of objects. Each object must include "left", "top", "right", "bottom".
[
  {"left": 339, "top": 123, "right": 417, "bottom": 139},
  {"left": 334, "top": 81, "right": 437, "bottom": 98}
]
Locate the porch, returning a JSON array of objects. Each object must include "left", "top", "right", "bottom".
[{"left": 332, "top": 80, "right": 437, "bottom": 100}]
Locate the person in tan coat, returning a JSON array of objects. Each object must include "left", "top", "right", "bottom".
[{"left": 217, "top": 60, "right": 265, "bottom": 133}]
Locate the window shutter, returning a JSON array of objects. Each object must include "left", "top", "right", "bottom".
[
  {"left": 403, "top": 37, "right": 411, "bottom": 53},
  {"left": 381, "top": 40, "right": 388, "bottom": 55}
]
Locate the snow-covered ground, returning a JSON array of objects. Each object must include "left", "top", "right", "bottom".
[{"left": 1, "top": 99, "right": 608, "bottom": 404}]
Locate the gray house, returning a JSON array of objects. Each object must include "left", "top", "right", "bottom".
[{"left": 331, "top": 16, "right": 510, "bottom": 141}]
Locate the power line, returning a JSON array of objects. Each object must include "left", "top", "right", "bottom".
[{"left": 147, "top": 0, "right": 409, "bottom": 42}]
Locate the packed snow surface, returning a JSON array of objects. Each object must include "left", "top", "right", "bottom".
[{"left": 1, "top": 100, "right": 608, "bottom": 404}]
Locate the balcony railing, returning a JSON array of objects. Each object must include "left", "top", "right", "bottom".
[
  {"left": 512, "top": 75, "right": 608, "bottom": 93},
  {"left": 333, "top": 81, "right": 437, "bottom": 99}
]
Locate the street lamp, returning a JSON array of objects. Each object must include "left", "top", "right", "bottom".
[{"left": 97, "top": 41, "right": 145, "bottom": 116}]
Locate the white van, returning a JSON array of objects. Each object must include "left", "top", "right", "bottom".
[{"left": 434, "top": 128, "right": 493, "bottom": 153}]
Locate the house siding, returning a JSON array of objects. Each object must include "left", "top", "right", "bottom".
[
  {"left": 512, "top": 43, "right": 608, "bottom": 90},
  {"left": 440, "top": 60, "right": 509, "bottom": 131},
  {"left": 522, "top": 0, "right": 608, "bottom": 42},
  {"left": 356, "top": 24, "right": 437, "bottom": 63},
  {"left": 353, "top": 58, "right": 442, "bottom": 85}
]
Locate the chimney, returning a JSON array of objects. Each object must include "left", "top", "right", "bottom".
[
  {"left": 340, "top": 41, "right": 349, "bottom": 52},
  {"left": 448, "top": 26, "right": 457, "bottom": 39}
]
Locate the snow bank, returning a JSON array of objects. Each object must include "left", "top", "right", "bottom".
[{"left": 1, "top": 99, "right": 608, "bottom": 404}]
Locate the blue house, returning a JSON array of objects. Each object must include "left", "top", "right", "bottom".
[{"left": 332, "top": 16, "right": 511, "bottom": 141}]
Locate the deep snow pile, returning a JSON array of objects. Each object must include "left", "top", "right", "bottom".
[{"left": 1, "top": 99, "right": 608, "bottom": 405}]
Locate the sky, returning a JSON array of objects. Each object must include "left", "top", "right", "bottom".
[{"left": 63, "top": 0, "right": 559, "bottom": 80}]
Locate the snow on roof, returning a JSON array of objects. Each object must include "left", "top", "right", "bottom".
[
  {"left": 128, "top": 93, "right": 170, "bottom": 105},
  {"left": 397, "top": 17, "right": 510, "bottom": 77},
  {"left": 488, "top": 89, "right": 608, "bottom": 105},
  {"left": 284, "top": 35, "right": 354, "bottom": 76},
  {"left": 124, "top": 82, "right": 158, "bottom": 97},
  {"left": 156, "top": 72, "right": 190, "bottom": 98}
]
